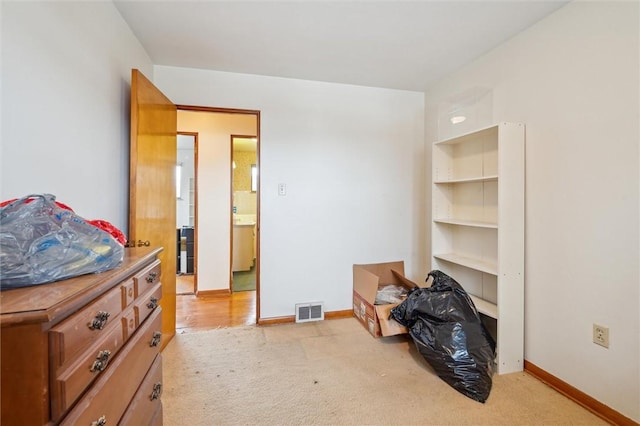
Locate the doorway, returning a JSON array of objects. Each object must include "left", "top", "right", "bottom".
[
  {"left": 129, "top": 69, "right": 261, "bottom": 337},
  {"left": 175, "top": 106, "right": 260, "bottom": 327},
  {"left": 231, "top": 135, "right": 258, "bottom": 293},
  {"left": 176, "top": 133, "right": 197, "bottom": 295}
]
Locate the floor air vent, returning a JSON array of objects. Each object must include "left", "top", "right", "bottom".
[{"left": 295, "top": 302, "right": 324, "bottom": 323}]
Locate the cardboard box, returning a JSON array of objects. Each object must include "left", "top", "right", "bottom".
[{"left": 352, "top": 261, "right": 422, "bottom": 338}]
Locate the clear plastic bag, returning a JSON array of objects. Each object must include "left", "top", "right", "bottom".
[{"left": 0, "top": 194, "right": 124, "bottom": 290}]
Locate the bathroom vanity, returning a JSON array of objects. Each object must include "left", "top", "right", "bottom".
[{"left": 232, "top": 218, "right": 256, "bottom": 272}]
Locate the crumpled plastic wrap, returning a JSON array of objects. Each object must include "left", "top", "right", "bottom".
[
  {"left": 0, "top": 194, "right": 124, "bottom": 290},
  {"left": 375, "top": 284, "right": 407, "bottom": 304},
  {"left": 390, "top": 270, "right": 496, "bottom": 403}
]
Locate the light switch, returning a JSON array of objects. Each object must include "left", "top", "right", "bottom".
[{"left": 278, "top": 183, "right": 286, "bottom": 196}]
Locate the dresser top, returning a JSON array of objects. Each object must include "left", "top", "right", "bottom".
[{"left": 0, "top": 247, "right": 162, "bottom": 327}]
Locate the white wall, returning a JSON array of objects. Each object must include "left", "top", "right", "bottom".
[
  {"left": 178, "top": 111, "right": 257, "bottom": 291},
  {"left": 155, "top": 67, "right": 425, "bottom": 318},
  {"left": 3, "top": 0, "right": 634, "bottom": 418},
  {"left": 424, "top": 2, "right": 639, "bottom": 421},
  {"left": 1, "top": 1, "right": 153, "bottom": 232}
]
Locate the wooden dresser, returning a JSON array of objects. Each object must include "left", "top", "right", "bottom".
[{"left": 0, "top": 247, "right": 164, "bottom": 426}]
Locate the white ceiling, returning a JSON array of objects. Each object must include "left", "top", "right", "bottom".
[{"left": 113, "top": 0, "right": 568, "bottom": 92}]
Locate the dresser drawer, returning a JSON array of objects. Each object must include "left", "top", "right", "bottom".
[
  {"left": 50, "top": 315, "right": 127, "bottom": 421},
  {"left": 60, "top": 308, "right": 163, "bottom": 426},
  {"left": 136, "top": 282, "right": 162, "bottom": 327},
  {"left": 119, "top": 354, "right": 162, "bottom": 426},
  {"left": 150, "top": 403, "right": 163, "bottom": 426},
  {"left": 134, "top": 260, "right": 161, "bottom": 297},
  {"left": 122, "top": 306, "right": 138, "bottom": 340},
  {"left": 50, "top": 282, "right": 125, "bottom": 370},
  {"left": 121, "top": 278, "right": 136, "bottom": 308}
]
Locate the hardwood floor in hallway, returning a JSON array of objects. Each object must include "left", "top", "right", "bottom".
[{"left": 175, "top": 274, "right": 256, "bottom": 333}]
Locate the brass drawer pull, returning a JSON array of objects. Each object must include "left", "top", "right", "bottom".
[
  {"left": 145, "top": 271, "right": 158, "bottom": 283},
  {"left": 146, "top": 297, "right": 159, "bottom": 310},
  {"left": 90, "top": 350, "right": 111, "bottom": 373},
  {"left": 150, "top": 331, "right": 162, "bottom": 347},
  {"left": 91, "top": 415, "right": 107, "bottom": 426},
  {"left": 150, "top": 382, "right": 162, "bottom": 400},
  {"left": 88, "top": 311, "right": 110, "bottom": 330}
]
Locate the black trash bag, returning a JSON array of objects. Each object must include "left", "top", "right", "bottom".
[{"left": 390, "top": 270, "right": 496, "bottom": 403}]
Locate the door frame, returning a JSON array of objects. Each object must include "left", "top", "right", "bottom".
[
  {"left": 177, "top": 131, "right": 199, "bottom": 294},
  {"left": 230, "top": 134, "right": 259, "bottom": 293},
  {"left": 176, "top": 105, "right": 261, "bottom": 322}
]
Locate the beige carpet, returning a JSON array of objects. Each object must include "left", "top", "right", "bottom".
[{"left": 161, "top": 318, "right": 606, "bottom": 425}]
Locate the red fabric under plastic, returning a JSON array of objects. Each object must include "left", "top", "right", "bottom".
[{"left": 86, "top": 219, "right": 127, "bottom": 246}]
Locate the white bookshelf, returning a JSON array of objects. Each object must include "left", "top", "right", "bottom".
[{"left": 431, "top": 122, "right": 524, "bottom": 374}]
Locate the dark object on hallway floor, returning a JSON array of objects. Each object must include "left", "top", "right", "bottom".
[
  {"left": 182, "top": 227, "right": 194, "bottom": 273},
  {"left": 390, "top": 270, "right": 496, "bottom": 403}
]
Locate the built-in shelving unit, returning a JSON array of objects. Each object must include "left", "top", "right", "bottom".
[{"left": 431, "top": 122, "right": 524, "bottom": 374}]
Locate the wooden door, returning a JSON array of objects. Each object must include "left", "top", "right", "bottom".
[{"left": 129, "top": 69, "right": 177, "bottom": 347}]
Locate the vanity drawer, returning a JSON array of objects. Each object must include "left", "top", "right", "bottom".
[
  {"left": 50, "top": 283, "right": 125, "bottom": 369},
  {"left": 60, "top": 308, "right": 163, "bottom": 426},
  {"left": 119, "top": 355, "right": 163, "bottom": 426},
  {"left": 134, "top": 260, "right": 161, "bottom": 297},
  {"left": 50, "top": 316, "right": 126, "bottom": 421}
]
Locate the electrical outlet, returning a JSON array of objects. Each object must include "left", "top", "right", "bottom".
[{"left": 593, "top": 324, "right": 609, "bottom": 348}]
